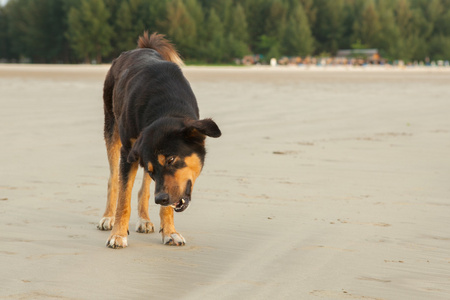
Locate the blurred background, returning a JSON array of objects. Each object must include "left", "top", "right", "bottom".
[{"left": 0, "top": 0, "right": 449, "bottom": 65}]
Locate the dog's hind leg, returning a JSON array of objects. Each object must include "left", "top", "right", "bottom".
[
  {"left": 135, "top": 170, "right": 155, "bottom": 233},
  {"left": 98, "top": 127, "right": 121, "bottom": 230},
  {"left": 98, "top": 71, "right": 121, "bottom": 231}
]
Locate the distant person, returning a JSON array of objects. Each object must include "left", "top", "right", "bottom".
[{"left": 270, "top": 58, "right": 277, "bottom": 67}]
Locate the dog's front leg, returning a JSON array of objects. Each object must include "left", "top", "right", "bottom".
[
  {"left": 135, "top": 170, "right": 155, "bottom": 233},
  {"left": 160, "top": 206, "right": 185, "bottom": 246},
  {"left": 106, "top": 151, "right": 138, "bottom": 249}
]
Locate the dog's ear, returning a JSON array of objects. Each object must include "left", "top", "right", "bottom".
[
  {"left": 184, "top": 118, "right": 221, "bottom": 139},
  {"left": 127, "top": 137, "right": 143, "bottom": 163},
  {"left": 127, "top": 148, "right": 139, "bottom": 163}
]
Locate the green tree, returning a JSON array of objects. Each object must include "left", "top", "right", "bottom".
[
  {"left": 252, "top": 0, "right": 289, "bottom": 58},
  {"left": 435, "top": 2, "right": 450, "bottom": 36},
  {"left": 312, "top": 0, "right": 345, "bottom": 55},
  {"left": 243, "top": 0, "right": 272, "bottom": 53},
  {"left": 0, "top": 6, "right": 11, "bottom": 60},
  {"left": 2, "top": 0, "right": 450, "bottom": 63},
  {"left": 215, "top": 0, "right": 232, "bottom": 32},
  {"left": 375, "top": 0, "right": 401, "bottom": 60},
  {"left": 282, "top": 2, "right": 314, "bottom": 56},
  {"left": 299, "top": 0, "right": 317, "bottom": 28},
  {"left": 66, "top": 0, "right": 112, "bottom": 63},
  {"left": 148, "top": 0, "right": 169, "bottom": 32},
  {"left": 393, "top": 0, "right": 421, "bottom": 61},
  {"left": 410, "top": 0, "right": 447, "bottom": 60},
  {"left": 114, "top": 0, "right": 154, "bottom": 52},
  {"left": 340, "top": 0, "right": 366, "bottom": 49},
  {"left": 352, "top": 1, "right": 381, "bottom": 48},
  {"left": 5, "top": 0, "right": 69, "bottom": 63},
  {"left": 115, "top": 1, "right": 135, "bottom": 51},
  {"left": 429, "top": 34, "right": 450, "bottom": 60},
  {"left": 160, "top": 0, "right": 197, "bottom": 59},
  {"left": 411, "top": 0, "right": 442, "bottom": 38},
  {"left": 204, "top": 8, "right": 225, "bottom": 62},
  {"left": 184, "top": 0, "right": 205, "bottom": 60},
  {"left": 224, "top": 3, "right": 250, "bottom": 60}
]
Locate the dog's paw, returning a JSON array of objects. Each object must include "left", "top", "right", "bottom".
[
  {"left": 135, "top": 218, "right": 155, "bottom": 233},
  {"left": 97, "top": 217, "right": 114, "bottom": 231},
  {"left": 106, "top": 234, "right": 128, "bottom": 249},
  {"left": 162, "top": 232, "right": 186, "bottom": 246}
]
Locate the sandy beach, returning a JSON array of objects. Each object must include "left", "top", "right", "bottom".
[{"left": 0, "top": 64, "right": 449, "bottom": 299}]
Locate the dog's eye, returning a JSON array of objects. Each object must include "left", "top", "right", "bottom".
[{"left": 167, "top": 156, "right": 176, "bottom": 165}]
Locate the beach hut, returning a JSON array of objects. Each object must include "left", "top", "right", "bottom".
[{"left": 336, "top": 49, "right": 381, "bottom": 64}]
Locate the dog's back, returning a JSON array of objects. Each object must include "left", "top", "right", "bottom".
[
  {"left": 106, "top": 32, "right": 183, "bottom": 79},
  {"left": 103, "top": 32, "right": 195, "bottom": 142}
]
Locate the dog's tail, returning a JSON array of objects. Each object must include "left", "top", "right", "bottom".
[{"left": 138, "top": 31, "right": 184, "bottom": 66}]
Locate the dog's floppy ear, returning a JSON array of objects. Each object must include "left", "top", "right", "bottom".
[
  {"left": 127, "top": 137, "right": 143, "bottom": 164},
  {"left": 184, "top": 118, "right": 221, "bottom": 139}
]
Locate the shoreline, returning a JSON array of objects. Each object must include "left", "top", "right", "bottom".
[{"left": 1, "top": 63, "right": 450, "bottom": 73}]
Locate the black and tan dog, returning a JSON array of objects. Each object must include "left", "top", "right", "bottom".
[{"left": 97, "top": 32, "right": 221, "bottom": 248}]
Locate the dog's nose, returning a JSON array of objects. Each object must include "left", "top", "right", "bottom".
[{"left": 155, "top": 193, "right": 170, "bottom": 206}]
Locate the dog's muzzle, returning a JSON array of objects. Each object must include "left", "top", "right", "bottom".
[
  {"left": 155, "top": 180, "right": 192, "bottom": 213},
  {"left": 155, "top": 194, "right": 190, "bottom": 213}
]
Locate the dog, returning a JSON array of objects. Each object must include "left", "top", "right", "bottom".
[{"left": 97, "top": 32, "right": 221, "bottom": 248}]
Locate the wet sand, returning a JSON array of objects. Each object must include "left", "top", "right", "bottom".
[{"left": 0, "top": 64, "right": 449, "bottom": 299}]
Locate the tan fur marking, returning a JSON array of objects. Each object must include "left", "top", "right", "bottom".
[
  {"left": 160, "top": 206, "right": 176, "bottom": 234},
  {"left": 103, "top": 129, "right": 121, "bottom": 219},
  {"left": 110, "top": 161, "right": 139, "bottom": 237},
  {"left": 184, "top": 153, "right": 203, "bottom": 180},
  {"left": 130, "top": 138, "right": 137, "bottom": 147},
  {"left": 163, "top": 153, "right": 202, "bottom": 196},
  {"left": 138, "top": 170, "right": 151, "bottom": 220},
  {"left": 147, "top": 162, "right": 154, "bottom": 173},
  {"left": 158, "top": 154, "right": 165, "bottom": 166}
]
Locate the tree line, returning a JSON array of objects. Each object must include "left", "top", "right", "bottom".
[{"left": 0, "top": 0, "right": 449, "bottom": 64}]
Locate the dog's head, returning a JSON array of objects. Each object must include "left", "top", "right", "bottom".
[{"left": 127, "top": 117, "right": 221, "bottom": 212}]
